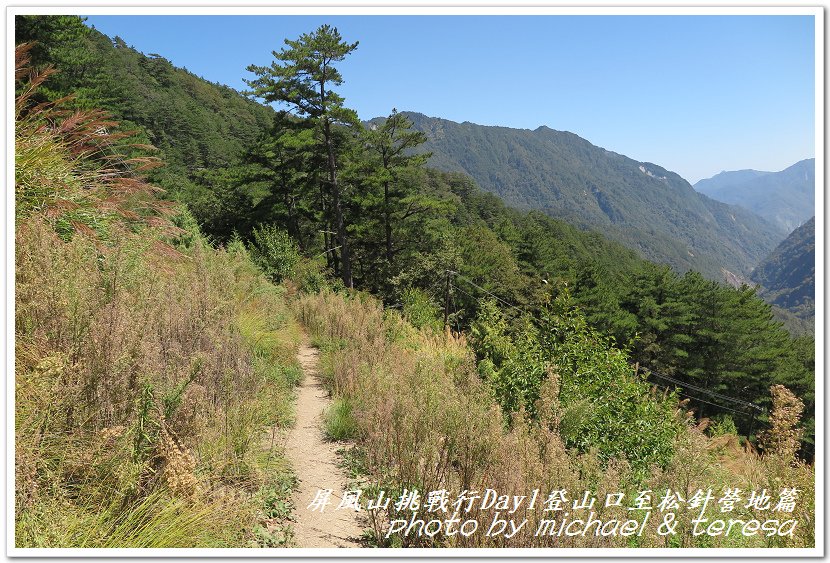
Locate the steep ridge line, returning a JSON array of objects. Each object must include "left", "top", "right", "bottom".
[{"left": 284, "top": 342, "right": 363, "bottom": 548}]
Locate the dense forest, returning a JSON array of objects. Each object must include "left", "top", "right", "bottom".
[{"left": 14, "top": 15, "right": 816, "bottom": 549}]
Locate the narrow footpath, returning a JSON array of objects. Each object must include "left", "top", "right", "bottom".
[{"left": 284, "top": 343, "right": 363, "bottom": 548}]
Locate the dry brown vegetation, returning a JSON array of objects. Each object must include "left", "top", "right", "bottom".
[
  {"left": 296, "top": 290, "right": 815, "bottom": 548},
  {"left": 15, "top": 44, "right": 301, "bottom": 548}
]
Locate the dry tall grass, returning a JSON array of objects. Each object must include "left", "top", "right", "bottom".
[
  {"left": 15, "top": 43, "right": 301, "bottom": 548},
  {"left": 16, "top": 201, "right": 302, "bottom": 549},
  {"left": 296, "top": 290, "right": 815, "bottom": 548}
]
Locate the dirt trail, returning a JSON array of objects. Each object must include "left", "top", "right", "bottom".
[{"left": 284, "top": 343, "right": 363, "bottom": 548}]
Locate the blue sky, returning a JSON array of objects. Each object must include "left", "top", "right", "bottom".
[{"left": 83, "top": 14, "right": 815, "bottom": 184}]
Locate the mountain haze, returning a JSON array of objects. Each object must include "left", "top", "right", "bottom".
[
  {"left": 398, "top": 112, "right": 786, "bottom": 281},
  {"left": 694, "top": 159, "right": 815, "bottom": 233},
  {"left": 694, "top": 169, "right": 771, "bottom": 193}
]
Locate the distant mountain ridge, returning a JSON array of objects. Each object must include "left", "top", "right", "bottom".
[
  {"left": 393, "top": 112, "right": 786, "bottom": 281},
  {"left": 694, "top": 169, "right": 771, "bottom": 193},
  {"left": 694, "top": 159, "right": 815, "bottom": 234}
]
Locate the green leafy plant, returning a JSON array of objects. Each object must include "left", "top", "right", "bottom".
[
  {"left": 401, "top": 287, "right": 442, "bottom": 331},
  {"left": 249, "top": 224, "right": 300, "bottom": 283}
]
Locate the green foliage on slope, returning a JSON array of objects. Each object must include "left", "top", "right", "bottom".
[
  {"left": 471, "top": 294, "right": 681, "bottom": 474},
  {"left": 751, "top": 217, "right": 815, "bottom": 322},
  {"left": 16, "top": 15, "right": 275, "bottom": 209}
]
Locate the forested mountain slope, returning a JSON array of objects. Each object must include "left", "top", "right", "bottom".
[
  {"left": 752, "top": 216, "right": 815, "bottom": 321},
  {"left": 695, "top": 159, "right": 815, "bottom": 234},
  {"left": 397, "top": 112, "right": 786, "bottom": 281}
]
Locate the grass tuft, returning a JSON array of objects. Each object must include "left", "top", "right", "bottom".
[{"left": 323, "top": 398, "right": 358, "bottom": 441}]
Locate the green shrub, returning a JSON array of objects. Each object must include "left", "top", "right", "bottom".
[
  {"left": 249, "top": 224, "right": 300, "bottom": 283},
  {"left": 401, "top": 287, "right": 442, "bottom": 331},
  {"left": 709, "top": 414, "right": 738, "bottom": 437},
  {"left": 293, "top": 257, "right": 329, "bottom": 293},
  {"left": 170, "top": 206, "right": 205, "bottom": 250},
  {"left": 470, "top": 290, "right": 680, "bottom": 475}
]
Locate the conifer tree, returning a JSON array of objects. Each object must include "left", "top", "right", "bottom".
[
  {"left": 15, "top": 15, "right": 97, "bottom": 103},
  {"left": 243, "top": 113, "right": 318, "bottom": 249},
  {"left": 364, "top": 109, "right": 430, "bottom": 266},
  {"left": 245, "top": 24, "right": 359, "bottom": 287}
]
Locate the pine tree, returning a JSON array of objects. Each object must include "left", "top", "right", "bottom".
[
  {"left": 245, "top": 25, "right": 359, "bottom": 287},
  {"left": 243, "top": 113, "right": 318, "bottom": 249},
  {"left": 364, "top": 110, "right": 430, "bottom": 267}
]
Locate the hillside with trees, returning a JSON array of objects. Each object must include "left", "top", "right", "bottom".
[
  {"left": 394, "top": 112, "right": 787, "bottom": 282},
  {"left": 13, "top": 16, "right": 816, "bottom": 550},
  {"left": 751, "top": 217, "right": 815, "bottom": 322},
  {"left": 15, "top": 15, "right": 276, "bottom": 234}
]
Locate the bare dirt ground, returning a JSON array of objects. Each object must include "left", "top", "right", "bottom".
[{"left": 284, "top": 343, "right": 364, "bottom": 548}]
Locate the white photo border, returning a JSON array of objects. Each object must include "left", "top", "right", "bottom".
[{"left": 5, "top": 2, "right": 824, "bottom": 559}]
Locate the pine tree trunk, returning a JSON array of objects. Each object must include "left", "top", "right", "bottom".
[
  {"left": 320, "top": 181, "right": 333, "bottom": 272},
  {"left": 281, "top": 177, "right": 303, "bottom": 250},
  {"left": 384, "top": 179, "right": 392, "bottom": 265},
  {"left": 324, "top": 117, "right": 352, "bottom": 288}
]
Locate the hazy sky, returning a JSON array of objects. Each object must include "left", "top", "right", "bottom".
[{"left": 84, "top": 14, "right": 816, "bottom": 184}]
